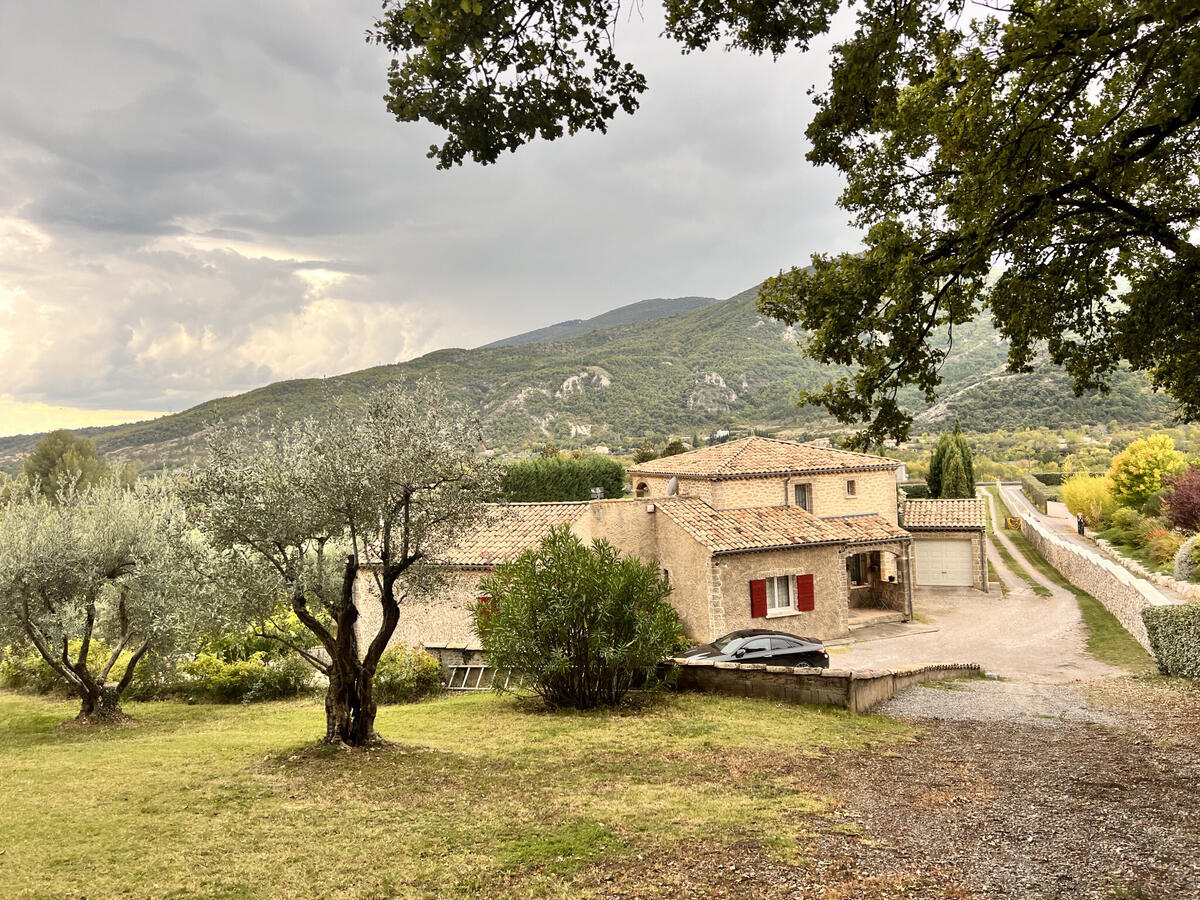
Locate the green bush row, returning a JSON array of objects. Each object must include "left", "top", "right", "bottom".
[
  {"left": 0, "top": 643, "right": 446, "bottom": 705},
  {"left": 501, "top": 455, "right": 626, "bottom": 502},
  {"left": 1020, "top": 473, "right": 1054, "bottom": 512},
  {"left": 1143, "top": 603, "right": 1200, "bottom": 679}
]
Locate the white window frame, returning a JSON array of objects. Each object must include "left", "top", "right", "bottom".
[
  {"left": 764, "top": 574, "right": 795, "bottom": 616},
  {"left": 793, "top": 482, "right": 812, "bottom": 512},
  {"left": 845, "top": 478, "right": 857, "bottom": 497}
]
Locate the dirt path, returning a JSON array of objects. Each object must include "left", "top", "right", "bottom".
[
  {"left": 591, "top": 680, "right": 1200, "bottom": 900},
  {"left": 1001, "top": 483, "right": 1189, "bottom": 604},
  {"left": 834, "top": 490, "right": 1125, "bottom": 723}
]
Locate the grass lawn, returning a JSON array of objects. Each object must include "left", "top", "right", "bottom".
[
  {"left": 986, "top": 488, "right": 1154, "bottom": 675},
  {"left": 0, "top": 691, "right": 915, "bottom": 899}
]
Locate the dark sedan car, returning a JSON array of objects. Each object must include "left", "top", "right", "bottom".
[{"left": 679, "top": 629, "right": 830, "bottom": 668}]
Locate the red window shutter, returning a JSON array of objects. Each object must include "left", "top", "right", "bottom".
[
  {"left": 795, "top": 574, "right": 815, "bottom": 612},
  {"left": 749, "top": 579, "right": 767, "bottom": 618}
]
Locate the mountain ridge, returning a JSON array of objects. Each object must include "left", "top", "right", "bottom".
[{"left": 0, "top": 283, "right": 1172, "bottom": 474}]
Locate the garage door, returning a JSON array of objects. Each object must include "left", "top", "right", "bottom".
[{"left": 914, "top": 538, "right": 974, "bottom": 586}]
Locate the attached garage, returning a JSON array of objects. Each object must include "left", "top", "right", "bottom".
[
  {"left": 913, "top": 537, "right": 974, "bottom": 586},
  {"left": 902, "top": 499, "right": 988, "bottom": 592}
]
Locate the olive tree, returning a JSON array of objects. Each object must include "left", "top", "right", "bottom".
[
  {"left": 0, "top": 478, "right": 201, "bottom": 722},
  {"left": 186, "top": 381, "right": 499, "bottom": 746}
]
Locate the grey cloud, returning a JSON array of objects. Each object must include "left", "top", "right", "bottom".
[{"left": 0, "top": 0, "right": 859, "bottom": 426}]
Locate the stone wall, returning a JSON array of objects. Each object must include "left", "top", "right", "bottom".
[
  {"left": 999, "top": 484, "right": 1179, "bottom": 652},
  {"left": 667, "top": 658, "right": 982, "bottom": 713},
  {"left": 1092, "top": 538, "right": 1200, "bottom": 604}
]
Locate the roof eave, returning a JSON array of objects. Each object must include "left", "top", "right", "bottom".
[{"left": 627, "top": 463, "right": 900, "bottom": 480}]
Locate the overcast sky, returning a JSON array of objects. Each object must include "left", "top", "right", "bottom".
[{"left": 0, "top": 1, "right": 859, "bottom": 437}]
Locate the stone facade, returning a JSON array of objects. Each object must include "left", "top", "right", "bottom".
[
  {"left": 998, "top": 484, "right": 1178, "bottom": 652},
  {"left": 715, "top": 544, "right": 847, "bottom": 638},
  {"left": 633, "top": 468, "right": 898, "bottom": 520},
  {"left": 354, "top": 568, "right": 491, "bottom": 659}
]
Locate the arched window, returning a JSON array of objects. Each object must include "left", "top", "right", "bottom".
[{"left": 635, "top": 482, "right": 650, "bottom": 498}]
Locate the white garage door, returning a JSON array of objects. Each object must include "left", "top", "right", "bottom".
[{"left": 914, "top": 538, "right": 974, "bottom": 586}]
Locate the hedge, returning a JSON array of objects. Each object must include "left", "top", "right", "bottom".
[
  {"left": 1033, "top": 472, "right": 1064, "bottom": 486},
  {"left": 1020, "top": 474, "right": 1054, "bottom": 512},
  {"left": 1142, "top": 604, "right": 1200, "bottom": 679}
]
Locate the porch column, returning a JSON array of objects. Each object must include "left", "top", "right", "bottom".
[{"left": 904, "top": 541, "right": 914, "bottom": 620}]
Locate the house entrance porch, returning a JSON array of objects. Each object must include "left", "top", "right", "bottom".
[{"left": 839, "top": 540, "right": 914, "bottom": 621}]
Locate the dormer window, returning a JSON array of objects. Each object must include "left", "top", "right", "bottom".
[{"left": 845, "top": 479, "right": 857, "bottom": 497}]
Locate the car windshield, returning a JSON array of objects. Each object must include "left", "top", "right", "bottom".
[{"left": 711, "top": 634, "right": 744, "bottom": 652}]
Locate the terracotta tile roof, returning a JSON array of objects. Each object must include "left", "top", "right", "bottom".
[
  {"left": 435, "top": 503, "right": 587, "bottom": 567},
  {"left": 628, "top": 436, "right": 900, "bottom": 480},
  {"left": 655, "top": 498, "right": 910, "bottom": 555},
  {"left": 821, "top": 513, "right": 913, "bottom": 543},
  {"left": 902, "top": 499, "right": 986, "bottom": 531}
]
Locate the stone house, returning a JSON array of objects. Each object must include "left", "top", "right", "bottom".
[{"left": 356, "top": 437, "right": 934, "bottom": 665}]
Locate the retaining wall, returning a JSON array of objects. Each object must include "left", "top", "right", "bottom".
[
  {"left": 665, "top": 658, "right": 982, "bottom": 713},
  {"left": 999, "top": 484, "right": 1179, "bottom": 652}
]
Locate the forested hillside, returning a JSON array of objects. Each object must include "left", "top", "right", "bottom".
[
  {"left": 480, "top": 295, "right": 718, "bottom": 348},
  {"left": 0, "top": 284, "right": 1173, "bottom": 474}
]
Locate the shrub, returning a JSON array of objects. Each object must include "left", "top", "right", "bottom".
[
  {"left": 1143, "top": 603, "right": 1200, "bottom": 678},
  {"left": 0, "top": 642, "right": 170, "bottom": 698},
  {"left": 502, "top": 455, "right": 626, "bottom": 502},
  {"left": 374, "top": 646, "right": 442, "bottom": 704},
  {"left": 1146, "top": 530, "right": 1185, "bottom": 566},
  {"left": 0, "top": 646, "right": 69, "bottom": 694},
  {"left": 1176, "top": 534, "right": 1200, "bottom": 582},
  {"left": 1033, "top": 472, "right": 1064, "bottom": 486},
  {"left": 1135, "top": 515, "right": 1171, "bottom": 545},
  {"left": 1107, "top": 435, "right": 1187, "bottom": 509},
  {"left": 1108, "top": 507, "right": 1146, "bottom": 544},
  {"left": 1165, "top": 466, "right": 1200, "bottom": 532},
  {"left": 1062, "top": 475, "right": 1116, "bottom": 527},
  {"left": 178, "top": 652, "right": 313, "bottom": 703},
  {"left": 1020, "top": 473, "right": 1053, "bottom": 512},
  {"left": 473, "top": 525, "right": 683, "bottom": 710}
]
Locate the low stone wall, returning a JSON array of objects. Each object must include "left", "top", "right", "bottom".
[
  {"left": 1092, "top": 538, "right": 1200, "bottom": 603},
  {"left": 665, "top": 658, "right": 982, "bottom": 713},
  {"left": 999, "top": 484, "right": 1179, "bottom": 652}
]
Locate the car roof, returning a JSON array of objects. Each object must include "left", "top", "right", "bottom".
[{"left": 722, "top": 629, "right": 821, "bottom": 644}]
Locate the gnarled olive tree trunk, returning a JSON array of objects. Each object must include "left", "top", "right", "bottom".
[
  {"left": 21, "top": 592, "right": 150, "bottom": 724},
  {"left": 294, "top": 556, "right": 409, "bottom": 747}
]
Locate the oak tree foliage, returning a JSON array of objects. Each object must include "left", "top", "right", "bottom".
[{"left": 372, "top": 1, "right": 1200, "bottom": 446}]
